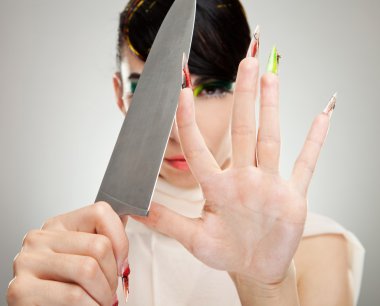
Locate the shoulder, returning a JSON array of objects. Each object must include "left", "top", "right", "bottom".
[
  {"left": 295, "top": 234, "right": 354, "bottom": 305},
  {"left": 294, "top": 212, "right": 358, "bottom": 305},
  {"left": 295, "top": 233, "right": 350, "bottom": 278}
]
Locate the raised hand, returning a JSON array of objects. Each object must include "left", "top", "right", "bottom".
[{"left": 132, "top": 49, "right": 335, "bottom": 286}]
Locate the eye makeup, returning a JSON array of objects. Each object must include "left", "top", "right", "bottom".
[
  {"left": 130, "top": 80, "right": 138, "bottom": 93},
  {"left": 193, "top": 80, "right": 234, "bottom": 98},
  {"left": 127, "top": 73, "right": 233, "bottom": 99},
  {"left": 126, "top": 73, "right": 140, "bottom": 99}
]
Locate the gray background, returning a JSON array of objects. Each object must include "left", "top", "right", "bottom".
[{"left": 0, "top": 0, "right": 379, "bottom": 305}]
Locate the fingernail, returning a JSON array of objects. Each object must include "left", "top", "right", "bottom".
[
  {"left": 182, "top": 52, "right": 192, "bottom": 89},
  {"left": 323, "top": 92, "right": 337, "bottom": 117},
  {"left": 246, "top": 25, "right": 260, "bottom": 58},
  {"left": 122, "top": 264, "right": 131, "bottom": 303},
  {"left": 112, "top": 294, "right": 119, "bottom": 306},
  {"left": 267, "top": 46, "right": 281, "bottom": 75},
  {"left": 118, "top": 257, "right": 128, "bottom": 277}
]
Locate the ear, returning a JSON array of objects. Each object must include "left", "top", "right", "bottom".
[{"left": 113, "top": 72, "right": 127, "bottom": 115}]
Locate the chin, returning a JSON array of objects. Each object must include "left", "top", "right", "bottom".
[
  {"left": 167, "top": 176, "right": 199, "bottom": 189},
  {"left": 159, "top": 165, "right": 199, "bottom": 189}
]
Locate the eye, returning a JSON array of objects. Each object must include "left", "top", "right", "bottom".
[
  {"left": 194, "top": 81, "right": 234, "bottom": 99},
  {"left": 130, "top": 81, "right": 138, "bottom": 93},
  {"left": 201, "top": 87, "right": 227, "bottom": 97},
  {"left": 125, "top": 80, "right": 138, "bottom": 100}
]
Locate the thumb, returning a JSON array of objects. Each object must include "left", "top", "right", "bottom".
[{"left": 131, "top": 202, "right": 200, "bottom": 251}]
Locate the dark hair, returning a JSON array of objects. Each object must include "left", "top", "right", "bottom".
[{"left": 117, "top": 0, "right": 251, "bottom": 83}]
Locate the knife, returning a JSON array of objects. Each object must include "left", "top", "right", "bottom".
[{"left": 95, "top": 0, "right": 196, "bottom": 216}]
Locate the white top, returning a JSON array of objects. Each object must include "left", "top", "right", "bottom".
[{"left": 117, "top": 177, "right": 365, "bottom": 306}]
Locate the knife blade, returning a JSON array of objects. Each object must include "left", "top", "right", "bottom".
[{"left": 95, "top": 0, "right": 196, "bottom": 216}]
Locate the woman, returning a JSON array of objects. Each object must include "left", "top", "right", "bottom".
[{"left": 7, "top": 0, "right": 364, "bottom": 305}]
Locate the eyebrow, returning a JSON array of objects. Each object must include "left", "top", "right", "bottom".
[
  {"left": 193, "top": 77, "right": 208, "bottom": 87},
  {"left": 127, "top": 72, "right": 225, "bottom": 87},
  {"left": 128, "top": 73, "right": 141, "bottom": 80},
  {"left": 193, "top": 77, "right": 220, "bottom": 87}
]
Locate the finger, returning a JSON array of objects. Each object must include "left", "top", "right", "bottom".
[
  {"left": 22, "top": 230, "right": 118, "bottom": 293},
  {"left": 41, "top": 201, "right": 129, "bottom": 275},
  {"left": 7, "top": 276, "right": 98, "bottom": 306},
  {"left": 232, "top": 57, "right": 259, "bottom": 167},
  {"left": 14, "top": 251, "right": 113, "bottom": 305},
  {"left": 257, "top": 73, "right": 281, "bottom": 173},
  {"left": 176, "top": 88, "right": 222, "bottom": 182},
  {"left": 131, "top": 202, "right": 200, "bottom": 253},
  {"left": 121, "top": 215, "right": 129, "bottom": 227},
  {"left": 291, "top": 113, "right": 330, "bottom": 195}
]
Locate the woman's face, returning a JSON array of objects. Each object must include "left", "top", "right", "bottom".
[{"left": 114, "top": 47, "right": 234, "bottom": 188}]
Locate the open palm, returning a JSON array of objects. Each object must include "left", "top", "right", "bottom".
[{"left": 133, "top": 56, "right": 333, "bottom": 285}]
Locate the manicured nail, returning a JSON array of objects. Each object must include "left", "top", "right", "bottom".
[
  {"left": 122, "top": 265, "right": 131, "bottom": 303},
  {"left": 267, "top": 46, "right": 281, "bottom": 75},
  {"left": 246, "top": 25, "right": 260, "bottom": 58},
  {"left": 112, "top": 294, "right": 119, "bottom": 306},
  {"left": 118, "top": 257, "right": 129, "bottom": 277},
  {"left": 182, "top": 52, "right": 192, "bottom": 89},
  {"left": 323, "top": 92, "right": 337, "bottom": 117}
]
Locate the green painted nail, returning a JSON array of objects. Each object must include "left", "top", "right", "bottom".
[{"left": 267, "top": 46, "right": 279, "bottom": 75}]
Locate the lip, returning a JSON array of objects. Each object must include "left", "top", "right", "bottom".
[
  {"left": 164, "top": 155, "right": 190, "bottom": 171},
  {"left": 166, "top": 155, "right": 186, "bottom": 161}
]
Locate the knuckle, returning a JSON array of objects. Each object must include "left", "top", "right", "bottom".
[
  {"left": 258, "top": 134, "right": 281, "bottom": 146},
  {"left": 41, "top": 217, "right": 59, "bottom": 230},
  {"left": 93, "top": 201, "right": 114, "bottom": 217},
  {"left": 7, "top": 276, "right": 25, "bottom": 303},
  {"left": 66, "top": 286, "right": 86, "bottom": 304},
  {"left": 13, "top": 252, "right": 26, "bottom": 273},
  {"left": 92, "top": 235, "right": 112, "bottom": 260},
  {"left": 22, "top": 229, "right": 41, "bottom": 248},
  {"left": 79, "top": 257, "right": 99, "bottom": 280}
]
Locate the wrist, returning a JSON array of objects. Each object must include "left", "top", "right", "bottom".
[{"left": 229, "top": 261, "right": 300, "bottom": 306}]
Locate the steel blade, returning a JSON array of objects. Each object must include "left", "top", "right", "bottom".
[{"left": 96, "top": 0, "right": 196, "bottom": 216}]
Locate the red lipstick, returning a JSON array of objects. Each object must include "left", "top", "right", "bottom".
[{"left": 165, "top": 155, "right": 190, "bottom": 171}]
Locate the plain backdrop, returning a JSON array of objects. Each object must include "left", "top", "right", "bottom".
[{"left": 1, "top": 0, "right": 379, "bottom": 305}]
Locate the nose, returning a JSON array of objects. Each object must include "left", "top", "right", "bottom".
[{"left": 169, "top": 118, "right": 180, "bottom": 142}]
